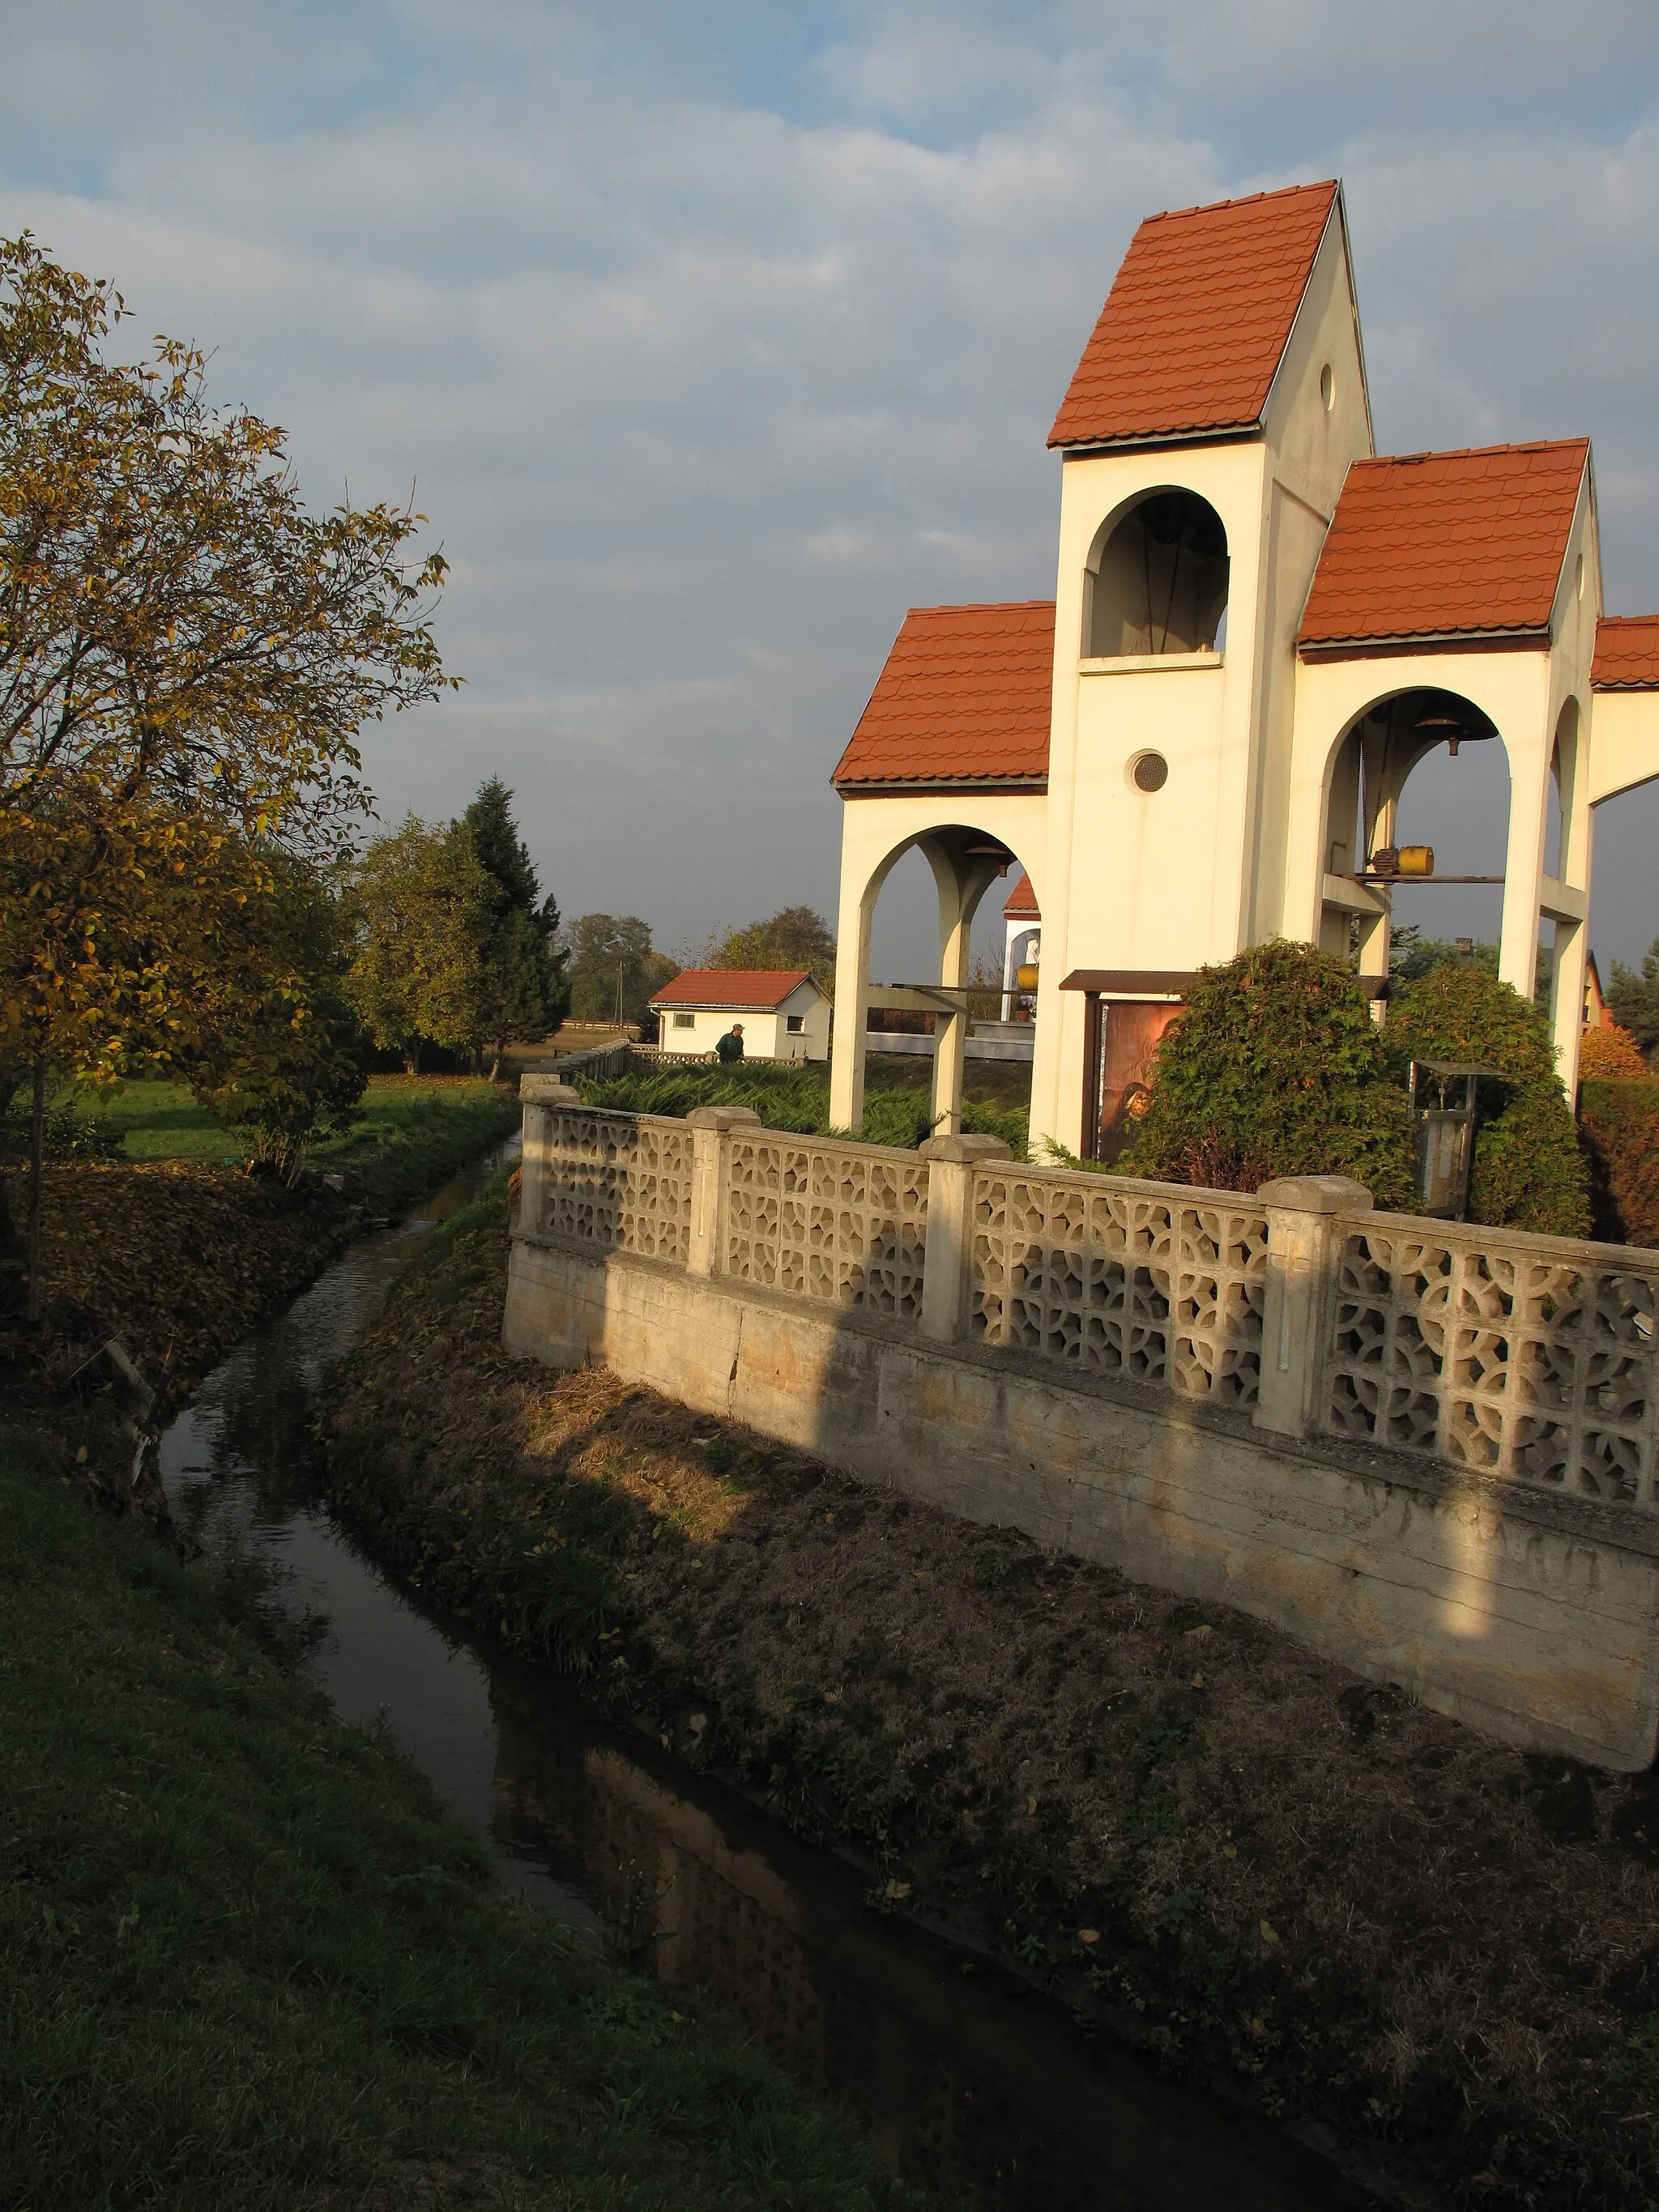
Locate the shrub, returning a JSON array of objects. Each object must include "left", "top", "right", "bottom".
[
  {"left": 1113, "top": 940, "right": 1416, "bottom": 1206},
  {"left": 1385, "top": 965, "right": 1590, "bottom": 1238},
  {"left": 1577, "top": 1079, "right": 1659, "bottom": 1247},
  {"left": 1579, "top": 1024, "right": 1648, "bottom": 1080}
]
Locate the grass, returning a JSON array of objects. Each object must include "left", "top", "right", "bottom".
[
  {"left": 45, "top": 1076, "right": 521, "bottom": 1217},
  {"left": 0, "top": 1430, "right": 923, "bottom": 2212},
  {"left": 325, "top": 1183, "right": 1659, "bottom": 2212},
  {"left": 580, "top": 1056, "right": 1030, "bottom": 1155}
]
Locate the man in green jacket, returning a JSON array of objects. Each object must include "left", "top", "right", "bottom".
[{"left": 714, "top": 1022, "right": 745, "bottom": 1064}]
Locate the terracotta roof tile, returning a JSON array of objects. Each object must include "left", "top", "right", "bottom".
[
  {"left": 1298, "top": 441, "right": 1589, "bottom": 650},
  {"left": 1048, "top": 182, "right": 1339, "bottom": 449},
  {"left": 1002, "top": 870, "right": 1040, "bottom": 920},
  {"left": 832, "top": 602, "right": 1054, "bottom": 789},
  {"left": 1591, "top": 615, "right": 1659, "bottom": 690},
  {"left": 650, "top": 969, "right": 812, "bottom": 1011}
]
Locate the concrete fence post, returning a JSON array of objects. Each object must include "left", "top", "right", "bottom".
[
  {"left": 919, "top": 1133, "right": 1013, "bottom": 1343},
  {"left": 684, "top": 1106, "right": 761, "bottom": 1278},
  {"left": 516, "top": 1076, "right": 582, "bottom": 1236},
  {"left": 1253, "top": 1174, "right": 1373, "bottom": 1441}
]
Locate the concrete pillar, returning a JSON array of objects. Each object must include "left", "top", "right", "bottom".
[
  {"left": 685, "top": 1105, "right": 761, "bottom": 1279},
  {"left": 517, "top": 1076, "right": 581, "bottom": 1234},
  {"left": 919, "top": 1132, "right": 1012, "bottom": 1343},
  {"left": 1550, "top": 914, "right": 1588, "bottom": 1093},
  {"left": 1499, "top": 727, "right": 1552, "bottom": 999},
  {"left": 1253, "top": 1173, "right": 1373, "bottom": 1442},
  {"left": 830, "top": 860, "right": 881, "bottom": 1136}
]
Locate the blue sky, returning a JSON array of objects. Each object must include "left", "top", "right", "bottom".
[{"left": 3, "top": 0, "right": 1657, "bottom": 973}]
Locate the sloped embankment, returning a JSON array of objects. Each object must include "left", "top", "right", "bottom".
[{"left": 324, "top": 1184, "right": 1659, "bottom": 2212}]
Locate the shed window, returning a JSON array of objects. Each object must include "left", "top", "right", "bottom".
[
  {"left": 786, "top": 1014, "right": 805, "bottom": 1034},
  {"left": 672, "top": 1012, "right": 695, "bottom": 1029}
]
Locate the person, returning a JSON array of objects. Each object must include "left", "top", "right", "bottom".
[{"left": 715, "top": 1021, "right": 745, "bottom": 1064}]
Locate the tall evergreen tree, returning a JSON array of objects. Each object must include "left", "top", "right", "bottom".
[{"left": 460, "top": 778, "right": 568, "bottom": 1074}]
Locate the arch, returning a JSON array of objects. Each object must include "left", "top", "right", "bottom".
[
  {"left": 829, "top": 804, "right": 1045, "bottom": 1138},
  {"left": 1547, "top": 695, "right": 1580, "bottom": 880},
  {"left": 1084, "top": 488, "right": 1229, "bottom": 658}
]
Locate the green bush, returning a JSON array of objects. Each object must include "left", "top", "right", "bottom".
[
  {"left": 0, "top": 1099, "right": 126, "bottom": 1163},
  {"left": 1385, "top": 965, "right": 1590, "bottom": 1238},
  {"left": 580, "top": 1061, "right": 1028, "bottom": 1156},
  {"left": 1113, "top": 941, "right": 1416, "bottom": 1206},
  {"left": 1577, "top": 1078, "right": 1659, "bottom": 1247}
]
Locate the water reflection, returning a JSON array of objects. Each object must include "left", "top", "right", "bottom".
[{"left": 155, "top": 1139, "right": 1358, "bottom": 2212}]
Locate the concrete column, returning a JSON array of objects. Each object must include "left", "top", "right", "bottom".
[
  {"left": 1550, "top": 914, "right": 1588, "bottom": 1093},
  {"left": 830, "top": 880, "right": 876, "bottom": 1135},
  {"left": 517, "top": 1076, "right": 581, "bottom": 1234},
  {"left": 1253, "top": 1173, "right": 1373, "bottom": 1442},
  {"left": 1499, "top": 727, "right": 1552, "bottom": 999},
  {"left": 919, "top": 1132, "right": 1012, "bottom": 1344},
  {"left": 685, "top": 1105, "right": 761, "bottom": 1278}
]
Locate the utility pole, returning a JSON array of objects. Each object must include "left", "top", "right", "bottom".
[{"left": 616, "top": 959, "right": 625, "bottom": 1034}]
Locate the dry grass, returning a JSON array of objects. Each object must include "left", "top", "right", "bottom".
[{"left": 326, "top": 1190, "right": 1659, "bottom": 2210}]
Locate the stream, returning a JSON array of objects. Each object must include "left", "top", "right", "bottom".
[{"left": 156, "top": 1140, "right": 1361, "bottom": 2212}]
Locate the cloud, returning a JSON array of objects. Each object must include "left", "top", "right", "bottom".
[{"left": 2, "top": 2, "right": 1657, "bottom": 968}]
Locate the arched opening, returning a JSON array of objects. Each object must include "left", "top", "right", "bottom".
[
  {"left": 1320, "top": 687, "right": 1509, "bottom": 983},
  {"left": 1085, "top": 489, "right": 1229, "bottom": 658},
  {"left": 1546, "top": 697, "right": 1578, "bottom": 882}
]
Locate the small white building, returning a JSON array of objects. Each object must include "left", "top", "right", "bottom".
[{"left": 650, "top": 970, "right": 832, "bottom": 1062}]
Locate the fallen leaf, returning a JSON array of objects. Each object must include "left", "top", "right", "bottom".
[
  {"left": 883, "top": 1880, "right": 911, "bottom": 1901},
  {"left": 1025, "top": 1794, "right": 1038, "bottom": 1815},
  {"left": 1077, "top": 1927, "right": 1100, "bottom": 1945},
  {"left": 1222, "top": 1843, "right": 1238, "bottom": 1860},
  {"left": 1259, "top": 1918, "right": 1281, "bottom": 1946},
  {"left": 1183, "top": 1624, "right": 1213, "bottom": 1639}
]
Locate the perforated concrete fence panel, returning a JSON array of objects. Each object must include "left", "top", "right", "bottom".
[
  {"left": 722, "top": 1133, "right": 932, "bottom": 1323},
  {"left": 537, "top": 1109, "right": 694, "bottom": 1266}
]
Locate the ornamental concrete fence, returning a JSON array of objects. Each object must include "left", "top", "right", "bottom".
[{"left": 504, "top": 1077, "right": 1659, "bottom": 1771}]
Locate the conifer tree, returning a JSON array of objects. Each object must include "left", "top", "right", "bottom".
[{"left": 459, "top": 778, "right": 568, "bottom": 1075}]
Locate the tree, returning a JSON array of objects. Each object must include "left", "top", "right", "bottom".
[
  {"left": 344, "top": 817, "right": 492, "bottom": 1071},
  {"left": 1385, "top": 963, "right": 1590, "bottom": 1237},
  {"left": 1610, "top": 936, "right": 1659, "bottom": 1062},
  {"left": 1388, "top": 927, "right": 1498, "bottom": 982},
  {"left": 177, "top": 850, "right": 367, "bottom": 1183},
  {"left": 705, "top": 905, "right": 836, "bottom": 997},
  {"left": 0, "top": 232, "right": 454, "bottom": 1315},
  {"left": 565, "top": 914, "right": 678, "bottom": 1028},
  {"left": 459, "top": 778, "right": 567, "bottom": 1075},
  {"left": 1114, "top": 940, "right": 1417, "bottom": 1206},
  {"left": 1578, "top": 1024, "right": 1648, "bottom": 1080}
]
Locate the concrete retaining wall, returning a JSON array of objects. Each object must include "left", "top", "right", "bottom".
[{"left": 505, "top": 1230, "right": 1659, "bottom": 1771}]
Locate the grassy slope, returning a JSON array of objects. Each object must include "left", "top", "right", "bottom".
[
  {"left": 66, "top": 1076, "right": 520, "bottom": 1215},
  {"left": 0, "top": 1431, "right": 918, "bottom": 2212},
  {"left": 326, "top": 1187, "right": 1659, "bottom": 2211}
]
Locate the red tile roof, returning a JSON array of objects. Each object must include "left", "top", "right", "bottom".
[
  {"left": 1048, "top": 181, "right": 1339, "bottom": 450},
  {"left": 650, "top": 969, "right": 813, "bottom": 1011},
  {"left": 1298, "top": 441, "right": 1589, "bottom": 651},
  {"left": 1002, "top": 870, "right": 1040, "bottom": 920},
  {"left": 832, "top": 603, "right": 1054, "bottom": 790},
  {"left": 1592, "top": 615, "right": 1659, "bottom": 690}
]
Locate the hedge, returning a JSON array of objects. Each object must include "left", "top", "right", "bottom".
[{"left": 1578, "top": 1078, "right": 1659, "bottom": 1248}]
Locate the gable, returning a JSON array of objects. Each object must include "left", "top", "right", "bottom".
[{"left": 1048, "top": 181, "right": 1340, "bottom": 450}]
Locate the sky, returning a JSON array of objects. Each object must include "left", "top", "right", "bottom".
[{"left": 2, "top": 0, "right": 1657, "bottom": 978}]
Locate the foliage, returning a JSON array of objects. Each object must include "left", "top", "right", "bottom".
[
  {"left": 0, "top": 1098, "right": 123, "bottom": 1162},
  {"left": 1609, "top": 935, "right": 1659, "bottom": 1061},
  {"left": 703, "top": 905, "right": 837, "bottom": 998},
  {"left": 1386, "top": 964, "right": 1591, "bottom": 1237},
  {"left": 1579, "top": 1024, "right": 1648, "bottom": 1080},
  {"left": 344, "top": 815, "right": 493, "bottom": 1070},
  {"left": 177, "top": 851, "right": 366, "bottom": 1183},
  {"left": 1577, "top": 1079, "right": 1659, "bottom": 1248},
  {"left": 0, "top": 1442, "right": 906, "bottom": 2212},
  {"left": 1111, "top": 940, "right": 1416, "bottom": 1206},
  {"left": 459, "top": 777, "right": 567, "bottom": 1068},
  {"left": 580, "top": 1059, "right": 1027, "bottom": 1154},
  {"left": 1388, "top": 926, "right": 1497, "bottom": 982},
  {"left": 565, "top": 913, "right": 679, "bottom": 1027}
]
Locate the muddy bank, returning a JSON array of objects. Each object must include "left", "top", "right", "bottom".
[{"left": 322, "top": 1186, "right": 1659, "bottom": 2211}]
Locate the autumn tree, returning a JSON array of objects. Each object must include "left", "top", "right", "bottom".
[
  {"left": 343, "top": 817, "right": 493, "bottom": 1071},
  {"left": 705, "top": 904, "right": 836, "bottom": 997},
  {"left": 0, "top": 231, "right": 454, "bottom": 1317},
  {"left": 566, "top": 914, "right": 678, "bottom": 1029},
  {"left": 1610, "top": 936, "right": 1659, "bottom": 1062},
  {"left": 460, "top": 778, "right": 567, "bottom": 1075}
]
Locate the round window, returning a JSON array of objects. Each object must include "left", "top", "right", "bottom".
[
  {"left": 1319, "top": 362, "right": 1335, "bottom": 411},
  {"left": 1130, "top": 751, "right": 1169, "bottom": 794},
  {"left": 1576, "top": 553, "right": 1585, "bottom": 601}
]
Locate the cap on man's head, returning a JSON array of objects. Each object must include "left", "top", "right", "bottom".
[{"left": 731, "top": 1022, "right": 744, "bottom": 1031}]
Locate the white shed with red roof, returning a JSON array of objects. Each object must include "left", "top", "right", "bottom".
[{"left": 648, "top": 970, "right": 830, "bottom": 1063}]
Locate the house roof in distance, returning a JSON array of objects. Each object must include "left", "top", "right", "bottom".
[
  {"left": 832, "top": 602, "right": 1055, "bottom": 790},
  {"left": 1591, "top": 615, "right": 1659, "bottom": 690},
  {"left": 1048, "top": 181, "right": 1340, "bottom": 450},
  {"left": 650, "top": 969, "right": 814, "bottom": 1012},
  {"left": 1298, "top": 440, "right": 1590, "bottom": 652},
  {"left": 1003, "top": 871, "right": 1040, "bottom": 920}
]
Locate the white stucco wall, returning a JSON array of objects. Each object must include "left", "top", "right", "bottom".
[{"left": 655, "top": 981, "right": 830, "bottom": 1062}]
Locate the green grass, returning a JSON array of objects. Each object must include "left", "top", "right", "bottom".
[
  {"left": 0, "top": 1434, "right": 919, "bottom": 2212},
  {"left": 582, "top": 1058, "right": 1030, "bottom": 1155},
  {"left": 60, "top": 1077, "right": 521, "bottom": 1215}
]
